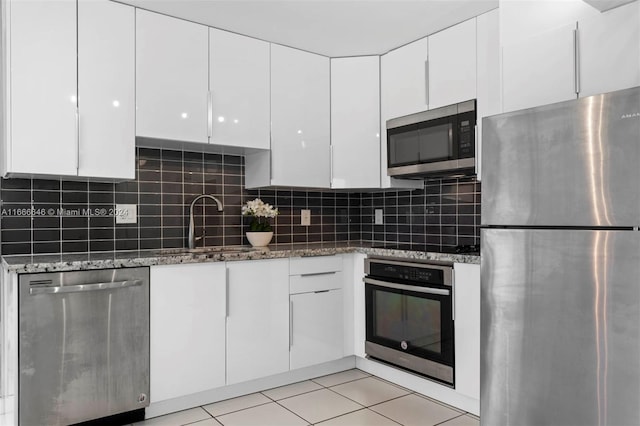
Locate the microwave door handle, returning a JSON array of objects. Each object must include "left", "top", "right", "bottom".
[
  {"left": 474, "top": 124, "right": 479, "bottom": 175},
  {"left": 449, "top": 125, "right": 454, "bottom": 158}
]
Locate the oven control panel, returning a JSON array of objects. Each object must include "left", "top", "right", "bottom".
[{"left": 367, "top": 259, "right": 451, "bottom": 286}]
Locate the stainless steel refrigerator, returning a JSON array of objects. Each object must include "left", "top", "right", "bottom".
[{"left": 481, "top": 86, "right": 640, "bottom": 426}]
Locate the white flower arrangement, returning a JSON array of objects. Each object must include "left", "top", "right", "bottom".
[{"left": 242, "top": 198, "right": 279, "bottom": 232}]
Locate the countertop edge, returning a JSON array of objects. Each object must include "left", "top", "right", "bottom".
[{"left": 2, "top": 246, "right": 480, "bottom": 274}]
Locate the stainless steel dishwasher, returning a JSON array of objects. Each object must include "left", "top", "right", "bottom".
[{"left": 19, "top": 267, "right": 150, "bottom": 426}]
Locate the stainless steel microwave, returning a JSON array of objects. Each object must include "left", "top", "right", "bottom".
[{"left": 386, "top": 100, "right": 476, "bottom": 178}]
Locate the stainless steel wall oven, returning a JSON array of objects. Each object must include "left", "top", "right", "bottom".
[{"left": 364, "top": 257, "right": 454, "bottom": 386}]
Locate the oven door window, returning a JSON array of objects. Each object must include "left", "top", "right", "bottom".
[{"left": 366, "top": 283, "right": 454, "bottom": 366}]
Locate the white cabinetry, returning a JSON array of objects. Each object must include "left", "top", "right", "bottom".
[
  {"left": 454, "top": 263, "right": 480, "bottom": 401},
  {"left": 502, "top": 1, "right": 639, "bottom": 114},
  {"left": 4, "top": 0, "right": 134, "bottom": 179},
  {"left": 502, "top": 22, "right": 578, "bottom": 113},
  {"left": 245, "top": 45, "right": 330, "bottom": 189},
  {"left": 209, "top": 29, "right": 270, "bottom": 150},
  {"left": 226, "top": 259, "right": 290, "bottom": 384},
  {"left": 330, "top": 56, "right": 380, "bottom": 189},
  {"left": 428, "top": 19, "right": 477, "bottom": 109},
  {"left": 476, "top": 9, "right": 501, "bottom": 182},
  {"left": 289, "top": 256, "right": 344, "bottom": 370},
  {"left": 78, "top": 0, "right": 135, "bottom": 179},
  {"left": 379, "top": 39, "right": 427, "bottom": 190},
  {"left": 150, "top": 263, "right": 227, "bottom": 402},
  {"left": 381, "top": 38, "right": 429, "bottom": 119},
  {"left": 136, "top": 9, "right": 209, "bottom": 144},
  {"left": 578, "top": 3, "right": 640, "bottom": 98}
]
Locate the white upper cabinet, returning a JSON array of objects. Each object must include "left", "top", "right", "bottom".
[
  {"left": 6, "top": 0, "right": 78, "bottom": 176},
  {"left": 428, "top": 18, "right": 477, "bottom": 109},
  {"left": 330, "top": 56, "right": 381, "bottom": 189},
  {"left": 248, "top": 44, "right": 330, "bottom": 188},
  {"left": 78, "top": 0, "right": 135, "bottom": 180},
  {"left": 381, "top": 38, "right": 429, "bottom": 120},
  {"left": 476, "top": 9, "right": 500, "bottom": 182},
  {"left": 136, "top": 9, "right": 209, "bottom": 144},
  {"left": 501, "top": 0, "right": 639, "bottom": 112},
  {"left": 578, "top": 2, "right": 640, "bottom": 98},
  {"left": 209, "top": 29, "right": 270, "bottom": 150},
  {"left": 502, "top": 22, "right": 577, "bottom": 113},
  {"left": 379, "top": 39, "right": 427, "bottom": 190},
  {"left": 4, "top": 0, "right": 135, "bottom": 180}
]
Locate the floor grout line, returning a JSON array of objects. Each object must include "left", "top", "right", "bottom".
[
  {"left": 432, "top": 412, "right": 469, "bottom": 426},
  {"left": 272, "top": 398, "right": 318, "bottom": 425},
  {"left": 202, "top": 399, "right": 272, "bottom": 419}
]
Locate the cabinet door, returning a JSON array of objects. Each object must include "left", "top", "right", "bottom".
[
  {"left": 136, "top": 10, "right": 209, "bottom": 144},
  {"left": 428, "top": 18, "right": 477, "bottom": 109},
  {"left": 271, "top": 45, "right": 330, "bottom": 188},
  {"left": 290, "top": 289, "right": 343, "bottom": 370},
  {"left": 379, "top": 39, "right": 427, "bottom": 190},
  {"left": 226, "top": 259, "right": 290, "bottom": 384},
  {"left": 330, "top": 56, "right": 380, "bottom": 189},
  {"left": 381, "top": 38, "right": 429, "bottom": 120},
  {"left": 454, "top": 263, "right": 480, "bottom": 401},
  {"left": 578, "top": 2, "right": 640, "bottom": 98},
  {"left": 150, "top": 263, "right": 227, "bottom": 403},
  {"left": 78, "top": 0, "right": 135, "bottom": 179},
  {"left": 502, "top": 23, "right": 577, "bottom": 113},
  {"left": 476, "top": 9, "right": 501, "bottom": 182},
  {"left": 8, "top": 0, "right": 77, "bottom": 176},
  {"left": 210, "top": 29, "right": 270, "bottom": 150}
]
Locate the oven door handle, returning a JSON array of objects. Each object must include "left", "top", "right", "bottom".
[{"left": 363, "top": 278, "right": 450, "bottom": 296}]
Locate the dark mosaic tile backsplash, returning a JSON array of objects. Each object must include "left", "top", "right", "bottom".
[{"left": 0, "top": 147, "right": 480, "bottom": 255}]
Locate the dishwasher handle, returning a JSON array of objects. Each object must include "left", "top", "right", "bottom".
[{"left": 30, "top": 279, "right": 143, "bottom": 295}]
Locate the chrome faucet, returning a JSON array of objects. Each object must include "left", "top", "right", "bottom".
[{"left": 188, "top": 194, "right": 224, "bottom": 249}]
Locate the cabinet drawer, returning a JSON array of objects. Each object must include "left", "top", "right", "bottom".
[
  {"left": 289, "top": 255, "right": 342, "bottom": 276},
  {"left": 290, "top": 272, "right": 342, "bottom": 295}
]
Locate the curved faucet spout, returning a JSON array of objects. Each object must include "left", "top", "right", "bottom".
[{"left": 188, "top": 194, "right": 224, "bottom": 249}]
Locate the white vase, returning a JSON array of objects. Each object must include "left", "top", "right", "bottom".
[{"left": 246, "top": 231, "right": 273, "bottom": 247}]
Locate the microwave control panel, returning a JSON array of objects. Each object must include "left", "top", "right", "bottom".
[{"left": 457, "top": 110, "right": 476, "bottom": 158}]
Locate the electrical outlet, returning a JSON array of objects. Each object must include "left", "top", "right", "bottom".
[
  {"left": 374, "top": 209, "right": 384, "bottom": 225},
  {"left": 115, "top": 204, "right": 137, "bottom": 224},
  {"left": 301, "top": 209, "right": 311, "bottom": 226}
]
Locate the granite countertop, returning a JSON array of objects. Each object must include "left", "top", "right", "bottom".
[{"left": 2, "top": 241, "right": 480, "bottom": 273}]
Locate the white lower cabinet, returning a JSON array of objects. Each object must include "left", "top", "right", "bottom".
[
  {"left": 290, "top": 290, "right": 343, "bottom": 370},
  {"left": 150, "top": 263, "right": 227, "bottom": 403},
  {"left": 226, "top": 259, "right": 290, "bottom": 385},
  {"left": 289, "top": 256, "right": 344, "bottom": 370},
  {"left": 453, "top": 263, "right": 480, "bottom": 401}
]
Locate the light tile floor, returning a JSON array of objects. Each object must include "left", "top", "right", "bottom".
[{"left": 134, "top": 369, "right": 480, "bottom": 426}]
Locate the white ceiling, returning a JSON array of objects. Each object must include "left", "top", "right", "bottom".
[{"left": 116, "top": 0, "right": 499, "bottom": 57}]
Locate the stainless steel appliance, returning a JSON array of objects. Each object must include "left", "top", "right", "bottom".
[
  {"left": 386, "top": 99, "right": 476, "bottom": 178},
  {"left": 364, "top": 257, "right": 455, "bottom": 386},
  {"left": 481, "top": 86, "right": 640, "bottom": 425},
  {"left": 19, "top": 267, "right": 150, "bottom": 426}
]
